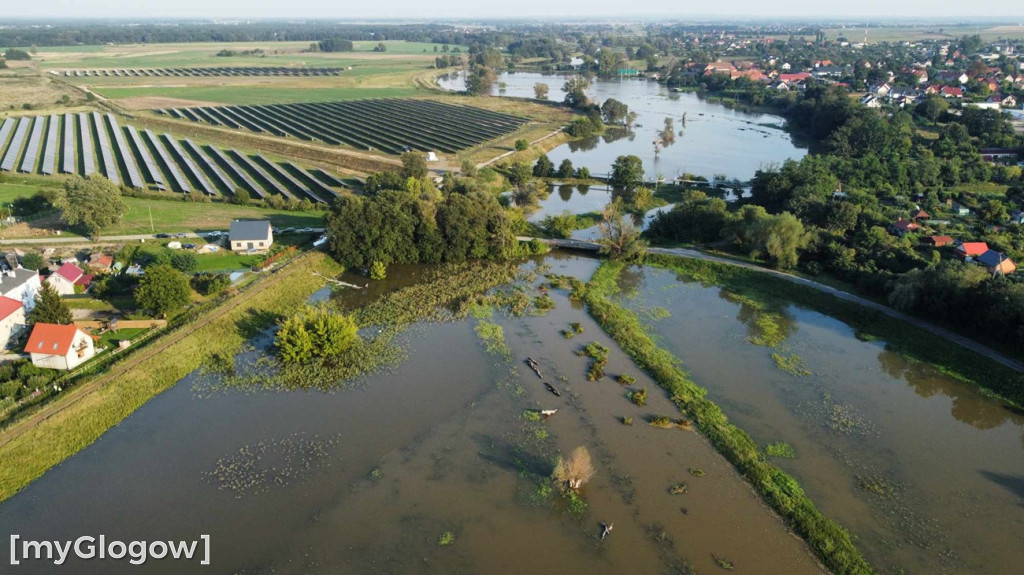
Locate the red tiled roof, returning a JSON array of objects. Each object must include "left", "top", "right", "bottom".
[
  {"left": 74, "top": 274, "right": 94, "bottom": 286},
  {"left": 54, "top": 262, "right": 83, "bottom": 282},
  {"left": 0, "top": 296, "right": 23, "bottom": 321},
  {"left": 25, "top": 323, "right": 79, "bottom": 356},
  {"left": 956, "top": 242, "right": 989, "bottom": 256}
]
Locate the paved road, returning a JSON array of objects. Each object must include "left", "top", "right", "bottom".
[
  {"left": 0, "top": 229, "right": 326, "bottom": 246},
  {"left": 524, "top": 237, "right": 1024, "bottom": 374}
]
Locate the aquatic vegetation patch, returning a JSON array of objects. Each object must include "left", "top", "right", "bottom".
[
  {"left": 616, "top": 374, "right": 636, "bottom": 385},
  {"left": 772, "top": 352, "right": 811, "bottom": 376},
  {"left": 582, "top": 341, "right": 610, "bottom": 381},
  {"left": 579, "top": 260, "right": 875, "bottom": 575},
  {"left": 764, "top": 441, "right": 797, "bottom": 458},
  {"left": 627, "top": 387, "right": 648, "bottom": 407},
  {"left": 531, "top": 294, "right": 556, "bottom": 316},
  {"left": 856, "top": 474, "right": 896, "bottom": 498},
  {"left": 622, "top": 416, "right": 634, "bottom": 425},
  {"left": 475, "top": 320, "right": 512, "bottom": 360},
  {"left": 205, "top": 433, "right": 341, "bottom": 499},
  {"left": 669, "top": 482, "right": 689, "bottom": 495},
  {"left": 437, "top": 531, "right": 456, "bottom": 547}
]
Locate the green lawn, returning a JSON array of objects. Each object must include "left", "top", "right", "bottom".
[
  {"left": 351, "top": 40, "right": 467, "bottom": 54},
  {"left": 95, "top": 85, "right": 419, "bottom": 105},
  {"left": 64, "top": 298, "right": 118, "bottom": 312},
  {"left": 115, "top": 197, "right": 325, "bottom": 235},
  {"left": 97, "top": 328, "right": 149, "bottom": 349},
  {"left": 0, "top": 183, "right": 51, "bottom": 205}
]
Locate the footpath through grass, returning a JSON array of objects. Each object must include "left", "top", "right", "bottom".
[
  {"left": 579, "top": 259, "right": 875, "bottom": 575},
  {"left": 0, "top": 251, "right": 343, "bottom": 502}
]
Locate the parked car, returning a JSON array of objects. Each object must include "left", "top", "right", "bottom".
[
  {"left": 155, "top": 233, "right": 170, "bottom": 239},
  {"left": 173, "top": 233, "right": 187, "bottom": 238},
  {"left": 183, "top": 243, "right": 197, "bottom": 249}
]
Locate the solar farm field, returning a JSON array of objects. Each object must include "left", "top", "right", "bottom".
[
  {"left": 57, "top": 67, "right": 342, "bottom": 78},
  {"left": 0, "top": 113, "right": 344, "bottom": 204},
  {"left": 159, "top": 99, "right": 530, "bottom": 154}
]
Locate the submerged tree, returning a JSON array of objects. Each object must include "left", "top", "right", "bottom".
[
  {"left": 533, "top": 82, "right": 549, "bottom": 100},
  {"left": 553, "top": 446, "right": 596, "bottom": 490},
  {"left": 597, "top": 199, "right": 647, "bottom": 262},
  {"left": 275, "top": 305, "right": 360, "bottom": 365}
]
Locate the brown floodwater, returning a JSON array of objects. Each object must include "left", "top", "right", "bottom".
[
  {"left": 620, "top": 264, "right": 1024, "bottom": 575},
  {"left": 0, "top": 254, "right": 825, "bottom": 574}
]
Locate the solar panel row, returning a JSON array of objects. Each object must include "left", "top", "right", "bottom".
[
  {"left": 144, "top": 130, "right": 191, "bottom": 193},
  {"left": 19, "top": 117, "right": 45, "bottom": 173},
  {"left": 61, "top": 114, "right": 75, "bottom": 174},
  {"left": 163, "top": 135, "right": 217, "bottom": 195},
  {"left": 106, "top": 114, "right": 144, "bottom": 189},
  {"left": 78, "top": 112, "right": 96, "bottom": 175},
  {"left": 0, "top": 117, "right": 31, "bottom": 172},
  {"left": 0, "top": 118, "right": 17, "bottom": 169},
  {"left": 182, "top": 139, "right": 234, "bottom": 193},
  {"left": 91, "top": 112, "right": 120, "bottom": 185},
  {"left": 41, "top": 115, "right": 60, "bottom": 175},
  {"left": 207, "top": 146, "right": 265, "bottom": 199},
  {"left": 65, "top": 67, "right": 341, "bottom": 77},
  {"left": 126, "top": 125, "right": 165, "bottom": 190}
]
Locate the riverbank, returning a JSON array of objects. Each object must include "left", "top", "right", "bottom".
[
  {"left": 577, "top": 259, "right": 875, "bottom": 575},
  {"left": 0, "top": 251, "right": 344, "bottom": 502}
]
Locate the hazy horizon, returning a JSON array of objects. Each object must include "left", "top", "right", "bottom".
[{"left": 2, "top": 1, "right": 1024, "bottom": 22}]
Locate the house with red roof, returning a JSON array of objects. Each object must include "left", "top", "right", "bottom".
[
  {"left": 921, "top": 235, "right": 953, "bottom": 247},
  {"left": 45, "top": 262, "right": 85, "bottom": 296},
  {"left": 954, "top": 241, "right": 989, "bottom": 261},
  {"left": 889, "top": 218, "right": 920, "bottom": 237},
  {"left": 24, "top": 323, "right": 96, "bottom": 370},
  {"left": 939, "top": 86, "right": 964, "bottom": 98},
  {"left": 911, "top": 209, "right": 930, "bottom": 220},
  {"left": 87, "top": 254, "right": 114, "bottom": 273},
  {"left": 0, "top": 296, "right": 26, "bottom": 349}
]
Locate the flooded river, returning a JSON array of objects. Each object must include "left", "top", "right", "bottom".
[
  {"left": 438, "top": 71, "right": 806, "bottom": 181},
  {"left": 2, "top": 253, "right": 1020, "bottom": 573}
]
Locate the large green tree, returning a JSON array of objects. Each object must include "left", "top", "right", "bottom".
[
  {"left": 28, "top": 282, "right": 72, "bottom": 325},
  {"left": 135, "top": 264, "right": 191, "bottom": 317},
  {"left": 53, "top": 175, "right": 126, "bottom": 237},
  {"left": 597, "top": 199, "right": 647, "bottom": 261},
  {"left": 609, "top": 155, "right": 644, "bottom": 190}
]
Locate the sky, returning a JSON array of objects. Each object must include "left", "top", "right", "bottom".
[{"left": 5, "top": 1, "right": 1024, "bottom": 20}]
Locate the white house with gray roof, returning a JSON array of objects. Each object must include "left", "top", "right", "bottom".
[
  {"left": 0, "top": 268, "right": 41, "bottom": 311},
  {"left": 229, "top": 220, "right": 274, "bottom": 253}
]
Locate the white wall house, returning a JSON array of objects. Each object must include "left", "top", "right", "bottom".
[
  {"left": 229, "top": 220, "right": 274, "bottom": 253},
  {"left": 25, "top": 323, "right": 96, "bottom": 371},
  {"left": 0, "top": 268, "right": 41, "bottom": 311},
  {"left": 0, "top": 296, "right": 26, "bottom": 349},
  {"left": 45, "top": 262, "right": 84, "bottom": 296}
]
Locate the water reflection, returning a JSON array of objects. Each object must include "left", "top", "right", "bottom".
[{"left": 878, "top": 349, "right": 1024, "bottom": 430}]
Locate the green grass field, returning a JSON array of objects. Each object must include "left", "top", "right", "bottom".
[{"left": 0, "top": 183, "right": 326, "bottom": 236}]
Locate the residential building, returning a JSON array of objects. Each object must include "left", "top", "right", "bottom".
[
  {"left": 46, "top": 262, "right": 85, "bottom": 296},
  {"left": 954, "top": 241, "right": 988, "bottom": 261},
  {"left": 976, "top": 250, "right": 1017, "bottom": 275},
  {"left": 0, "top": 268, "right": 41, "bottom": 311},
  {"left": 0, "top": 296, "right": 27, "bottom": 349},
  {"left": 889, "top": 218, "right": 920, "bottom": 237},
  {"left": 921, "top": 235, "right": 953, "bottom": 247},
  {"left": 24, "top": 323, "right": 96, "bottom": 370},
  {"left": 229, "top": 220, "right": 274, "bottom": 253},
  {"left": 87, "top": 254, "right": 114, "bottom": 273}
]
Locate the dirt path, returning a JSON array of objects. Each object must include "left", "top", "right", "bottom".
[{"left": 0, "top": 253, "right": 309, "bottom": 449}]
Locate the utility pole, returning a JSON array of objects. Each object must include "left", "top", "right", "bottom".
[{"left": 149, "top": 205, "right": 154, "bottom": 233}]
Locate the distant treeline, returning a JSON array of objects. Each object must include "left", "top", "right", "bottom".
[{"left": 0, "top": 23, "right": 478, "bottom": 48}]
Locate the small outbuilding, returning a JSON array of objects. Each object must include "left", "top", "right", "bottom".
[
  {"left": 229, "top": 220, "right": 274, "bottom": 253},
  {"left": 921, "top": 235, "right": 954, "bottom": 247}
]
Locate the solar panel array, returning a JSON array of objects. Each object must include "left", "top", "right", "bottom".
[
  {"left": 91, "top": 112, "right": 119, "bottom": 185},
  {"left": 41, "top": 115, "right": 60, "bottom": 175},
  {"left": 64, "top": 67, "right": 342, "bottom": 77},
  {"left": 106, "top": 114, "right": 144, "bottom": 189},
  {"left": 163, "top": 134, "right": 216, "bottom": 195},
  {"left": 61, "top": 114, "right": 76, "bottom": 174},
  {"left": 144, "top": 130, "right": 190, "bottom": 193},
  {"left": 126, "top": 125, "right": 165, "bottom": 190},
  {"left": 78, "top": 112, "right": 96, "bottom": 175},
  {"left": 18, "top": 117, "right": 44, "bottom": 173},
  {"left": 1, "top": 118, "right": 31, "bottom": 172},
  {"left": 0, "top": 113, "right": 345, "bottom": 203}
]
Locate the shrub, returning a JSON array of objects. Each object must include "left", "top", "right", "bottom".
[
  {"left": 514, "top": 139, "right": 529, "bottom": 151},
  {"left": 628, "top": 387, "right": 647, "bottom": 406},
  {"left": 369, "top": 261, "right": 387, "bottom": 280}
]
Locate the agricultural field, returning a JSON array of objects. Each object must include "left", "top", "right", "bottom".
[
  {"left": 0, "top": 111, "right": 347, "bottom": 203},
  {"left": 58, "top": 67, "right": 344, "bottom": 78},
  {"left": 822, "top": 24, "right": 1024, "bottom": 44},
  {"left": 161, "top": 99, "right": 529, "bottom": 154}
]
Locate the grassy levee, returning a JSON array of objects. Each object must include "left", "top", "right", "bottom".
[
  {"left": 644, "top": 253, "right": 1024, "bottom": 408},
  {"left": 0, "top": 251, "right": 343, "bottom": 502},
  {"left": 581, "top": 259, "right": 875, "bottom": 575}
]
